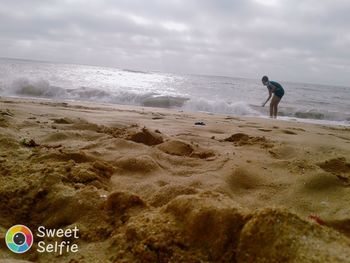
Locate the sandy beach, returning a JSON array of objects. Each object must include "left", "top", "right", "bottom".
[{"left": 1, "top": 97, "right": 350, "bottom": 262}]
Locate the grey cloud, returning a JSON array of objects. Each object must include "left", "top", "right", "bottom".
[{"left": 1, "top": 0, "right": 350, "bottom": 86}]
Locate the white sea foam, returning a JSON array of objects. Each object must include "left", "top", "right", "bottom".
[
  {"left": 183, "top": 98, "right": 262, "bottom": 116},
  {"left": 11, "top": 78, "right": 67, "bottom": 98},
  {"left": 1, "top": 58, "right": 349, "bottom": 126}
]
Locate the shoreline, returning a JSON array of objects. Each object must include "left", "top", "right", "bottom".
[
  {"left": 1, "top": 97, "right": 350, "bottom": 262},
  {"left": 2, "top": 95, "right": 349, "bottom": 128}
]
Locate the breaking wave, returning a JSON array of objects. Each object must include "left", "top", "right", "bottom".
[
  {"left": 1, "top": 77, "right": 190, "bottom": 108},
  {"left": 1, "top": 77, "right": 349, "bottom": 124},
  {"left": 184, "top": 99, "right": 262, "bottom": 116}
]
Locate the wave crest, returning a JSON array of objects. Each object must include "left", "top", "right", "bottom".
[
  {"left": 12, "top": 78, "right": 67, "bottom": 98},
  {"left": 184, "top": 99, "right": 262, "bottom": 116}
]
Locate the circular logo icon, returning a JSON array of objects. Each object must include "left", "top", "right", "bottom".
[{"left": 5, "top": 225, "right": 33, "bottom": 253}]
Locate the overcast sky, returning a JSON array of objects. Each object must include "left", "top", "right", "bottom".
[{"left": 1, "top": 0, "right": 350, "bottom": 86}]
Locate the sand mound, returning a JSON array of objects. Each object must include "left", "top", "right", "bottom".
[
  {"left": 70, "top": 121, "right": 101, "bottom": 132},
  {"left": 191, "top": 149, "right": 216, "bottom": 159},
  {"left": 326, "top": 218, "right": 350, "bottom": 238},
  {"left": 115, "top": 155, "right": 160, "bottom": 174},
  {"left": 0, "top": 117, "right": 9, "bottom": 127},
  {"left": 43, "top": 131, "right": 70, "bottom": 142},
  {"left": 64, "top": 160, "right": 114, "bottom": 188},
  {"left": 157, "top": 140, "right": 194, "bottom": 156},
  {"left": 97, "top": 124, "right": 129, "bottom": 138},
  {"left": 127, "top": 127, "right": 164, "bottom": 146},
  {"left": 164, "top": 194, "right": 248, "bottom": 261},
  {"left": 105, "top": 191, "right": 146, "bottom": 216},
  {"left": 36, "top": 149, "right": 94, "bottom": 163},
  {"left": 0, "top": 133, "right": 115, "bottom": 243},
  {"left": 0, "top": 110, "right": 12, "bottom": 127},
  {"left": 226, "top": 168, "right": 263, "bottom": 191},
  {"left": 0, "top": 109, "right": 14, "bottom": 127},
  {"left": 224, "top": 133, "right": 273, "bottom": 148},
  {"left": 157, "top": 139, "right": 215, "bottom": 159},
  {"left": 111, "top": 211, "right": 192, "bottom": 262},
  {"left": 149, "top": 184, "right": 198, "bottom": 207},
  {"left": 224, "top": 132, "right": 250, "bottom": 142},
  {"left": 303, "top": 173, "right": 344, "bottom": 191},
  {"left": 36, "top": 185, "right": 105, "bottom": 229},
  {"left": 51, "top": 117, "right": 74, "bottom": 124},
  {"left": 0, "top": 136, "right": 19, "bottom": 150},
  {"left": 236, "top": 208, "right": 350, "bottom": 263},
  {"left": 0, "top": 163, "right": 112, "bottom": 240}
]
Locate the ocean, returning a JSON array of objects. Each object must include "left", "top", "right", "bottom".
[{"left": 0, "top": 57, "right": 349, "bottom": 126}]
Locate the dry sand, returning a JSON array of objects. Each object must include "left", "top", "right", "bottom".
[{"left": 0, "top": 97, "right": 350, "bottom": 263}]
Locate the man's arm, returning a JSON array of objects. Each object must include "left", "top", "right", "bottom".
[{"left": 262, "top": 89, "right": 272, "bottom": 107}]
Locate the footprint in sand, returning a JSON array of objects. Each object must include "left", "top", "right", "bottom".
[
  {"left": 225, "top": 116, "right": 242, "bottom": 121},
  {"left": 258, "top": 128, "right": 272, "bottom": 132},
  {"left": 0, "top": 109, "right": 14, "bottom": 117},
  {"left": 238, "top": 124, "right": 260, "bottom": 128},
  {"left": 303, "top": 173, "right": 344, "bottom": 191},
  {"left": 266, "top": 126, "right": 305, "bottom": 135},
  {"left": 287, "top": 127, "right": 306, "bottom": 132},
  {"left": 318, "top": 157, "right": 350, "bottom": 185},
  {"left": 51, "top": 117, "right": 74, "bottom": 124},
  {"left": 282, "top": 130, "right": 297, "bottom": 135},
  {"left": 318, "top": 157, "right": 350, "bottom": 174},
  {"left": 330, "top": 134, "right": 350, "bottom": 142},
  {"left": 268, "top": 145, "right": 297, "bottom": 159}
]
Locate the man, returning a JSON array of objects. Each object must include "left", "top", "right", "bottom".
[{"left": 261, "top": 76, "right": 285, "bottom": 118}]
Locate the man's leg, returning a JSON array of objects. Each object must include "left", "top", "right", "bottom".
[
  {"left": 269, "top": 102, "right": 274, "bottom": 118},
  {"left": 271, "top": 95, "right": 281, "bottom": 118}
]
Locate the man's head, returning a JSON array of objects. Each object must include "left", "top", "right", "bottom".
[{"left": 262, "top": 76, "right": 269, "bottom": 85}]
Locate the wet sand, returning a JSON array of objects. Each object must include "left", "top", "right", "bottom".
[{"left": 1, "top": 97, "right": 350, "bottom": 262}]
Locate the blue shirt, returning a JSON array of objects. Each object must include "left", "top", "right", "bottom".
[{"left": 268, "top": 81, "right": 284, "bottom": 98}]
